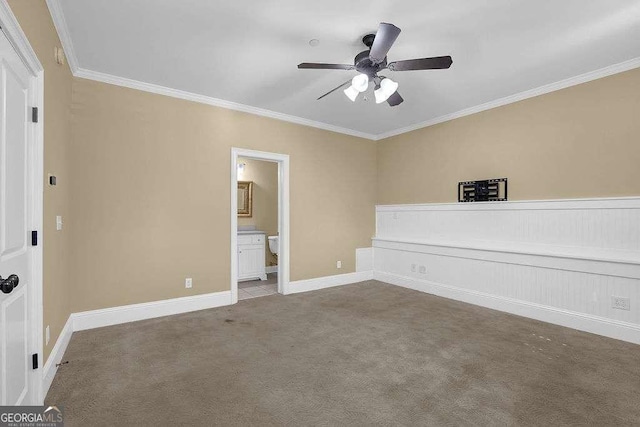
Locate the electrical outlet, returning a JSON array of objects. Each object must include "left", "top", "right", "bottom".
[
  {"left": 185, "top": 278, "right": 193, "bottom": 289},
  {"left": 56, "top": 215, "right": 63, "bottom": 231},
  {"left": 336, "top": 261, "right": 342, "bottom": 269},
  {"left": 612, "top": 296, "right": 630, "bottom": 311},
  {"left": 419, "top": 265, "right": 427, "bottom": 274},
  {"left": 411, "top": 264, "right": 417, "bottom": 273},
  {"left": 45, "top": 325, "right": 50, "bottom": 346}
]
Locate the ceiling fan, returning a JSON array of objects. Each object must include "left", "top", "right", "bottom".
[{"left": 298, "top": 22, "right": 453, "bottom": 106}]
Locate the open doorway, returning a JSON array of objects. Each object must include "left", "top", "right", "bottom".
[{"left": 230, "top": 148, "right": 289, "bottom": 304}]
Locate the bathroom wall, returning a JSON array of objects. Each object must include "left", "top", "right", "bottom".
[{"left": 238, "top": 157, "right": 279, "bottom": 267}]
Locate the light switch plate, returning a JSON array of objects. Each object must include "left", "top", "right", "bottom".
[{"left": 56, "top": 215, "right": 63, "bottom": 231}]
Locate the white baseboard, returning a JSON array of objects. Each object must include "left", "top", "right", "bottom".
[
  {"left": 42, "top": 290, "right": 233, "bottom": 398},
  {"left": 265, "top": 266, "right": 278, "bottom": 274},
  {"left": 286, "top": 270, "right": 373, "bottom": 294},
  {"left": 42, "top": 316, "right": 73, "bottom": 399},
  {"left": 73, "top": 291, "right": 232, "bottom": 331},
  {"left": 375, "top": 271, "right": 640, "bottom": 345}
]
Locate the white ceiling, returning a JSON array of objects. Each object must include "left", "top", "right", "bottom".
[{"left": 54, "top": 0, "right": 640, "bottom": 138}]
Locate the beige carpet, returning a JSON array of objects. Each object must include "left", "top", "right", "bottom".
[{"left": 47, "top": 281, "right": 640, "bottom": 426}]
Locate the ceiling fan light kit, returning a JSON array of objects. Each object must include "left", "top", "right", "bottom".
[
  {"left": 298, "top": 22, "right": 453, "bottom": 107},
  {"left": 374, "top": 77, "right": 399, "bottom": 104},
  {"left": 343, "top": 85, "right": 360, "bottom": 102},
  {"left": 351, "top": 74, "right": 369, "bottom": 92},
  {"left": 343, "top": 73, "right": 371, "bottom": 102}
]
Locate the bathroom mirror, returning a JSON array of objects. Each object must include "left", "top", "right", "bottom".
[{"left": 237, "top": 181, "right": 253, "bottom": 217}]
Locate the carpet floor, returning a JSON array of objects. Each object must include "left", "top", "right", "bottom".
[{"left": 47, "top": 281, "right": 640, "bottom": 426}]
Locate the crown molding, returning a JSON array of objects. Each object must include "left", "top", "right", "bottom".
[
  {"left": 45, "top": 0, "right": 79, "bottom": 74},
  {"left": 74, "top": 55, "right": 640, "bottom": 142},
  {"left": 45, "top": 0, "right": 640, "bottom": 142},
  {"left": 74, "top": 67, "right": 377, "bottom": 140},
  {"left": 0, "top": 0, "right": 43, "bottom": 75},
  {"left": 374, "top": 56, "right": 640, "bottom": 140}
]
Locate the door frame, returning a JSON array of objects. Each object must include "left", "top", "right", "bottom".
[
  {"left": 230, "top": 148, "right": 289, "bottom": 303},
  {"left": 0, "top": 2, "right": 45, "bottom": 404}
]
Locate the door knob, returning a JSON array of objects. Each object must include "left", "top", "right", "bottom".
[{"left": 0, "top": 274, "right": 19, "bottom": 294}]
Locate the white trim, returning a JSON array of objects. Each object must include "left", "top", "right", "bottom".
[
  {"left": 75, "top": 68, "right": 376, "bottom": 140},
  {"left": 377, "top": 196, "right": 640, "bottom": 212},
  {"left": 71, "top": 56, "right": 640, "bottom": 141},
  {"left": 41, "top": 290, "right": 232, "bottom": 398},
  {"left": 44, "top": 0, "right": 375, "bottom": 141},
  {"left": 286, "top": 271, "right": 373, "bottom": 295},
  {"left": 29, "top": 67, "right": 45, "bottom": 406},
  {"left": 374, "top": 271, "right": 640, "bottom": 345},
  {"left": 0, "top": 1, "right": 43, "bottom": 75},
  {"left": 375, "top": 57, "right": 640, "bottom": 140},
  {"left": 41, "top": 317, "right": 72, "bottom": 399},
  {"left": 355, "top": 247, "right": 374, "bottom": 272},
  {"left": 46, "top": 0, "right": 373, "bottom": 139},
  {"left": 72, "top": 291, "right": 232, "bottom": 332},
  {"left": 231, "top": 148, "right": 290, "bottom": 302},
  {"left": 0, "top": 1, "right": 45, "bottom": 405},
  {"left": 372, "top": 238, "right": 640, "bottom": 279},
  {"left": 265, "top": 266, "right": 278, "bottom": 274},
  {"left": 68, "top": 56, "right": 640, "bottom": 142},
  {"left": 37, "top": 1, "right": 640, "bottom": 141},
  {"left": 42, "top": 1, "right": 640, "bottom": 141},
  {"left": 44, "top": 0, "right": 79, "bottom": 74}
]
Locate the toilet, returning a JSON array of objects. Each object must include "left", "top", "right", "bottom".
[{"left": 268, "top": 235, "right": 279, "bottom": 257}]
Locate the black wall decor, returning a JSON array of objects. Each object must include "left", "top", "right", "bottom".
[{"left": 458, "top": 178, "right": 508, "bottom": 202}]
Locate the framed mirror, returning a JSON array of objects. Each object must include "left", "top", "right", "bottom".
[{"left": 237, "top": 181, "right": 253, "bottom": 217}]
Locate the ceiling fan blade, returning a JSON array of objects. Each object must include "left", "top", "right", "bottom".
[
  {"left": 298, "top": 63, "right": 355, "bottom": 70},
  {"left": 387, "top": 91, "right": 404, "bottom": 107},
  {"left": 317, "top": 79, "right": 352, "bottom": 100},
  {"left": 387, "top": 56, "right": 453, "bottom": 71},
  {"left": 369, "top": 23, "right": 401, "bottom": 64}
]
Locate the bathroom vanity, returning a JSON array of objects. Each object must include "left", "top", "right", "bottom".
[{"left": 237, "top": 230, "right": 267, "bottom": 281}]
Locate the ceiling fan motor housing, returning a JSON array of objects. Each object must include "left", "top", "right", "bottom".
[
  {"left": 298, "top": 23, "right": 452, "bottom": 106},
  {"left": 354, "top": 50, "right": 386, "bottom": 77}
]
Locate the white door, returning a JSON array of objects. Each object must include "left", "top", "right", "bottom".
[{"left": 0, "top": 30, "right": 34, "bottom": 406}]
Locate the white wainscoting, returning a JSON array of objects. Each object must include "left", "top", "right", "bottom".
[
  {"left": 356, "top": 247, "right": 374, "bottom": 272},
  {"left": 374, "top": 197, "right": 640, "bottom": 344}
]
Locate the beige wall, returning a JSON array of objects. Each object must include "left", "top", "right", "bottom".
[
  {"left": 377, "top": 68, "right": 640, "bottom": 204},
  {"left": 238, "top": 157, "right": 278, "bottom": 266},
  {"left": 8, "top": 0, "right": 73, "bottom": 362},
  {"left": 69, "top": 78, "right": 376, "bottom": 312}
]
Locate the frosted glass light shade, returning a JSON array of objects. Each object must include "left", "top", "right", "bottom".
[
  {"left": 351, "top": 74, "right": 369, "bottom": 92},
  {"left": 374, "top": 78, "right": 399, "bottom": 103},
  {"left": 374, "top": 86, "right": 386, "bottom": 104},
  {"left": 343, "top": 85, "right": 359, "bottom": 102}
]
